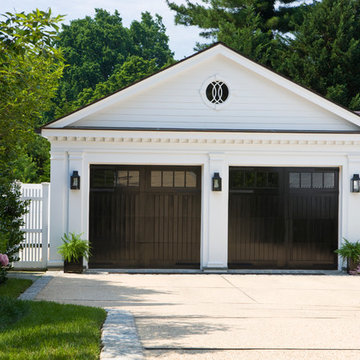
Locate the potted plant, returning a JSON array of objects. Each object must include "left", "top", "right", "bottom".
[
  {"left": 335, "top": 239, "right": 360, "bottom": 274},
  {"left": 57, "top": 233, "right": 91, "bottom": 273}
]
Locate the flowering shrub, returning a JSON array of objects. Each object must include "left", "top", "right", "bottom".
[
  {"left": 349, "top": 265, "right": 360, "bottom": 275},
  {"left": 0, "top": 253, "right": 9, "bottom": 284},
  {"left": 0, "top": 181, "right": 28, "bottom": 284},
  {"left": 0, "top": 254, "right": 9, "bottom": 267}
]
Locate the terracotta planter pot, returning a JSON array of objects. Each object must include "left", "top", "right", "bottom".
[{"left": 64, "top": 257, "right": 83, "bottom": 273}]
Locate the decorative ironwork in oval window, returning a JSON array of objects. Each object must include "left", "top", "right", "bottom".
[{"left": 205, "top": 81, "right": 229, "bottom": 104}]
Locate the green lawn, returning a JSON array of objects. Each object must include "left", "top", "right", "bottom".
[
  {"left": 0, "top": 278, "right": 33, "bottom": 298},
  {"left": 0, "top": 278, "right": 107, "bottom": 360}
]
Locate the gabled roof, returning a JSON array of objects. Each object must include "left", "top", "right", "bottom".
[{"left": 42, "top": 42, "right": 360, "bottom": 131}]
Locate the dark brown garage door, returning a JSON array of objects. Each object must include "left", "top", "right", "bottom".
[
  {"left": 228, "top": 167, "right": 338, "bottom": 269},
  {"left": 89, "top": 165, "right": 201, "bottom": 268}
]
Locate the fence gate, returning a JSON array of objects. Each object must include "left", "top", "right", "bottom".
[{"left": 13, "top": 183, "right": 50, "bottom": 269}]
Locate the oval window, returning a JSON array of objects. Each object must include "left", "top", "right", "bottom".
[{"left": 205, "top": 81, "right": 229, "bottom": 104}]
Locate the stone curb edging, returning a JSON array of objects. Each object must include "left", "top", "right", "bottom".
[
  {"left": 17, "top": 274, "right": 54, "bottom": 300},
  {"left": 101, "top": 308, "right": 144, "bottom": 360}
]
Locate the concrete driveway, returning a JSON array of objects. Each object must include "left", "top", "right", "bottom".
[{"left": 36, "top": 272, "right": 360, "bottom": 360}]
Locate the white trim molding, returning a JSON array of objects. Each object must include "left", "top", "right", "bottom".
[{"left": 43, "top": 129, "right": 360, "bottom": 148}]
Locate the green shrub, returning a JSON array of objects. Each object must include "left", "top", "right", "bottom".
[
  {"left": 0, "top": 267, "right": 6, "bottom": 284},
  {"left": 0, "top": 182, "right": 28, "bottom": 262},
  {"left": 0, "top": 182, "right": 29, "bottom": 283}
]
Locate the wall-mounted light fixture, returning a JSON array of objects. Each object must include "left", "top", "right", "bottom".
[
  {"left": 351, "top": 174, "right": 360, "bottom": 193},
  {"left": 70, "top": 171, "right": 80, "bottom": 190},
  {"left": 212, "top": 172, "right": 222, "bottom": 191}
]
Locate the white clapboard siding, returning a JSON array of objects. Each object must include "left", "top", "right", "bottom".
[
  {"left": 14, "top": 183, "right": 50, "bottom": 269},
  {"left": 71, "top": 56, "right": 359, "bottom": 131}
]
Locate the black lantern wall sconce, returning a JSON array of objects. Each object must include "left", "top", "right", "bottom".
[
  {"left": 70, "top": 171, "right": 80, "bottom": 190},
  {"left": 351, "top": 174, "right": 360, "bottom": 193},
  {"left": 212, "top": 172, "right": 222, "bottom": 191}
]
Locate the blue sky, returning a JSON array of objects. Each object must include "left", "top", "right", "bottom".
[{"left": 0, "top": 0, "right": 203, "bottom": 59}]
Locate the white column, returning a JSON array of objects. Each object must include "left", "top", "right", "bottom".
[
  {"left": 68, "top": 152, "right": 89, "bottom": 267},
  {"left": 203, "top": 153, "right": 229, "bottom": 269},
  {"left": 81, "top": 155, "right": 90, "bottom": 251},
  {"left": 68, "top": 152, "right": 84, "bottom": 234},
  {"left": 346, "top": 155, "right": 360, "bottom": 241},
  {"left": 48, "top": 151, "right": 68, "bottom": 267}
]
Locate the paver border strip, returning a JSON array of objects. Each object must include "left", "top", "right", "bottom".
[
  {"left": 17, "top": 273, "right": 55, "bottom": 300},
  {"left": 101, "top": 308, "right": 144, "bottom": 360}
]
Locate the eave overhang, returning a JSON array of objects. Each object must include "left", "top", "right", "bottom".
[{"left": 42, "top": 128, "right": 360, "bottom": 147}]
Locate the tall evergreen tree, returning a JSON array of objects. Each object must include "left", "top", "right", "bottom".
[
  {"left": 166, "top": 0, "right": 310, "bottom": 48},
  {"left": 279, "top": 0, "right": 360, "bottom": 109},
  {"left": 215, "top": 5, "right": 278, "bottom": 64}
]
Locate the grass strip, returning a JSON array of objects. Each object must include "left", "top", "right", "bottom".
[
  {"left": 0, "top": 297, "right": 30, "bottom": 330},
  {"left": 0, "top": 300, "right": 106, "bottom": 360},
  {"left": 0, "top": 278, "right": 107, "bottom": 360},
  {"left": 0, "top": 278, "right": 33, "bottom": 298}
]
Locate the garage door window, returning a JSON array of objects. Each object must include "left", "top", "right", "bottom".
[
  {"left": 91, "top": 169, "right": 115, "bottom": 188},
  {"left": 151, "top": 170, "right": 197, "bottom": 188},
  {"left": 289, "top": 171, "right": 335, "bottom": 189},
  {"left": 230, "top": 169, "right": 279, "bottom": 189},
  {"left": 117, "top": 170, "right": 139, "bottom": 187}
]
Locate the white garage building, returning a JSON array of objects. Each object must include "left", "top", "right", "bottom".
[{"left": 42, "top": 43, "right": 360, "bottom": 270}]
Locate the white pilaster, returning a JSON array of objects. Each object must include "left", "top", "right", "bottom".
[
  {"left": 68, "top": 152, "right": 84, "bottom": 234},
  {"left": 48, "top": 151, "right": 68, "bottom": 267},
  {"left": 346, "top": 155, "right": 360, "bottom": 242},
  {"left": 203, "top": 153, "right": 229, "bottom": 269}
]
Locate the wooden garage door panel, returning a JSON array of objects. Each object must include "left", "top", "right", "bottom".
[
  {"left": 89, "top": 165, "right": 201, "bottom": 268},
  {"left": 288, "top": 193, "right": 338, "bottom": 267},
  {"left": 228, "top": 167, "right": 338, "bottom": 269},
  {"left": 144, "top": 192, "right": 201, "bottom": 265},
  {"left": 228, "top": 193, "right": 285, "bottom": 267},
  {"left": 89, "top": 189, "right": 141, "bottom": 265}
]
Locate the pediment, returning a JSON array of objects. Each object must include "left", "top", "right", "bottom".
[{"left": 43, "top": 43, "right": 360, "bottom": 133}]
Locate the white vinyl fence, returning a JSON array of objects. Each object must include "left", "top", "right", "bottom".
[{"left": 13, "top": 183, "right": 50, "bottom": 269}]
